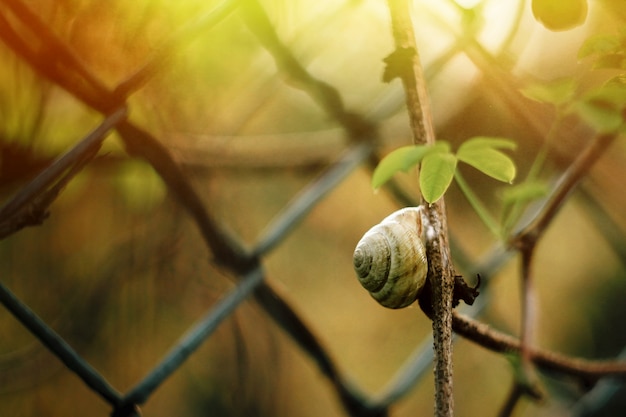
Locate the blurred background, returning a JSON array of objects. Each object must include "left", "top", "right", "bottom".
[{"left": 1, "top": 0, "right": 625, "bottom": 416}]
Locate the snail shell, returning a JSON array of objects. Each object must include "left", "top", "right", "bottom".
[{"left": 353, "top": 207, "right": 428, "bottom": 309}]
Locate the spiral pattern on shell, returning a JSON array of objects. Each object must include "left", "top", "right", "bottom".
[{"left": 353, "top": 207, "right": 428, "bottom": 309}]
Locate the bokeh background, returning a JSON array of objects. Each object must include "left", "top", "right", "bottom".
[{"left": 1, "top": 0, "right": 626, "bottom": 416}]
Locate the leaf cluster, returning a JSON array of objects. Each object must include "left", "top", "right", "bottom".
[
  {"left": 517, "top": 30, "right": 626, "bottom": 138},
  {"left": 371, "top": 28, "right": 626, "bottom": 239},
  {"left": 372, "top": 137, "right": 516, "bottom": 204}
]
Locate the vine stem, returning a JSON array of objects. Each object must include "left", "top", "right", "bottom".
[
  {"left": 453, "top": 170, "right": 501, "bottom": 238},
  {"left": 386, "top": 1, "right": 455, "bottom": 415}
]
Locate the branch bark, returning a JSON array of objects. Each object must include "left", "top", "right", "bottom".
[
  {"left": 507, "top": 132, "right": 619, "bottom": 408},
  {"left": 386, "top": 1, "right": 455, "bottom": 415}
]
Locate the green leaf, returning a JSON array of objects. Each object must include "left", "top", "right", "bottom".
[
  {"left": 458, "top": 136, "right": 517, "bottom": 152},
  {"left": 457, "top": 137, "right": 517, "bottom": 183},
  {"left": 575, "top": 101, "right": 623, "bottom": 132},
  {"left": 501, "top": 181, "right": 549, "bottom": 205},
  {"left": 520, "top": 78, "right": 577, "bottom": 107},
  {"left": 578, "top": 34, "right": 621, "bottom": 59},
  {"left": 578, "top": 32, "right": 626, "bottom": 69},
  {"left": 371, "top": 145, "right": 430, "bottom": 189},
  {"left": 371, "top": 141, "right": 451, "bottom": 190},
  {"left": 606, "top": 74, "right": 626, "bottom": 90},
  {"left": 574, "top": 83, "right": 626, "bottom": 132},
  {"left": 420, "top": 151, "right": 457, "bottom": 204}
]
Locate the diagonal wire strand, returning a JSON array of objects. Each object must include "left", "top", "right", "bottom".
[
  {"left": 120, "top": 267, "right": 265, "bottom": 407},
  {"left": 252, "top": 142, "right": 373, "bottom": 257},
  {"left": 0, "top": 2, "right": 477, "bottom": 415},
  {"left": 0, "top": 8, "right": 380, "bottom": 416},
  {"left": 113, "top": 0, "right": 240, "bottom": 97},
  {"left": 0, "top": 281, "right": 123, "bottom": 407},
  {"left": 0, "top": 108, "right": 127, "bottom": 221}
]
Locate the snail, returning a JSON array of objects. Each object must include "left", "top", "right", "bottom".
[{"left": 353, "top": 207, "right": 428, "bottom": 309}]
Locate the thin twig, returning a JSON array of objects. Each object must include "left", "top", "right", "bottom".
[
  {"left": 0, "top": 0, "right": 119, "bottom": 111},
  {"left": 1, "top": 0, "right": 111, "bottom": 95},
  {"left": 452, "top": 312, "right": 626, "bottom": 382},
  {"left": 569, "top": 347, "right": 626, "bottom": 416},
  {"left": 517, "top": 245, "right": 543, "bottom": 400},
  {"left": 386, "top": 1, "right": 455, "bottom": 415},
  {"left": 239, "top": 0, "right": 375, "bottom": 140},
  {"left": 507, "top": 132, "right": 619, "bottom": 406},
  {"left": 497, "top": 381, "right": 525, "bottom": 417},
  {"left": 511, "top": 133, "right": 618, "bottom": 248}
]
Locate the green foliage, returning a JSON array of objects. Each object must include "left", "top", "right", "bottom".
[
  {"left": 521, "top": 75, "right": 626, "bottom": 133},
  {"left": 521, "top": 32, "right": 626, "bottom": 135},
  {"left": 520, "top": 78, "right": 577, "bottom": 109},
  {"left": 372, "top": 27, "right": 626, "bottom": 241},
  {"left": 371, "top": 144, "right": 438, "bottom": 189},
  {"left": 575, "top": 31, "right": 626, "bottom": 133},
  {"left": 456, "top": 137, "right": 517, "bottom": 184},
  {"left": 575, "top": 81, "right": 626, "bottom": 133},
  {"left": 373, "top": 137, "right": 516, "bottom": 205},
  {"left": 420, "top": 144, "right": 457, "bottom": 204},
  {"left": 504, "top": 29, "right": 626, "bottom": 238},
  {"left": 579, "top": 30, "right": 626, "bottom": 69}
]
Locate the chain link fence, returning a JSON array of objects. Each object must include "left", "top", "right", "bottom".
[{"left": 1, "top": 0, "right": 626, "bottom": 416}]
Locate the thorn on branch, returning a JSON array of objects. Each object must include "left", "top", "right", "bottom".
[
  {"left": 382, "top": 47, "right": 417, "bottom": 83},
  {"left": 418, "top": 273, "right": 480, "bottom": 317},
  {"left": 452, "top": 273, "right": 481, "bottom": 308}
]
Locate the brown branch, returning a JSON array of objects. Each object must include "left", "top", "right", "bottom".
[
  {"left": 384, "top": 5, "right": 436, "bottom": 146},
  {"left": 497, "top": 381, "right": 526, "bottom": 417},
  {"left": 506, "top": 132, "right": 619, "bottom": 407},
  {"left": 239, "top": 0, "right": 375, "bottom": 141},
  {"left": 385, "top": 1, "right": 455, "bottom": 416},
  {"left": 0, "top": 3, "right": 120, "bottom": 111},
  {"left": 511, "top": 133, "right": 618, "bottom": 249},
  {"left": 515, "top": 244, "right": 545, "bottom": 404},
  {"left": 452, "top": 312, "right": 626, "bottom": 384},
  {"left": 1, "top": 0, "right": 112, "bottom": 99}
]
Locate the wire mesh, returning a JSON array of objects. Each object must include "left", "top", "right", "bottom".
[{"left": 1, "top": 0, "right": 625, "bottom": 416}]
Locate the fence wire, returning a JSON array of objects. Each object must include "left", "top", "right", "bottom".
[{"left": 1, "top": 0, "right": 625, "bottom": 416}]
